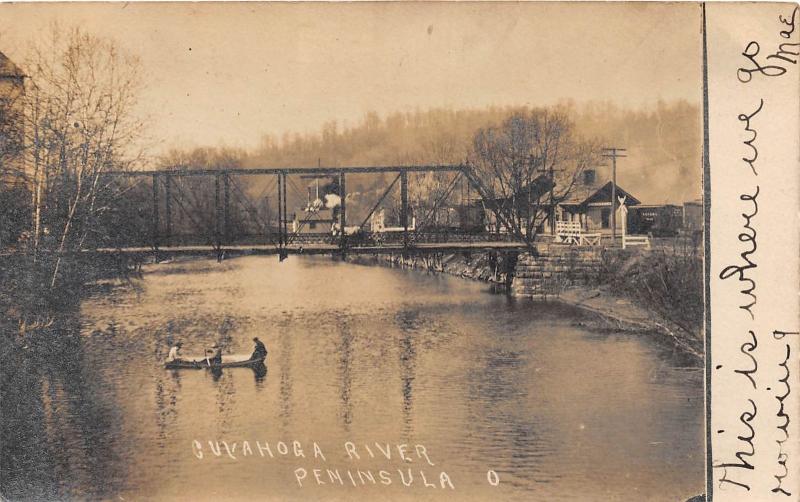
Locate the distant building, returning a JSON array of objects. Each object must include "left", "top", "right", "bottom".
[
  {"left": 628, "top": 204, "right": 683, "bottom": 236},
  {"left": 482, "top": 173, "right": 554, "bottom": 233},
  {"left": 558, "top": 180, "right": 641, "bottom": 233},
  {"left": 478, "top": 169, "right": 648, "bottom": 235},
  {"left": 0, "top": 51, "right": 25, "bottom": 104},
  {"left": 472, "top": 165, "right": 695, "bottom": 238},
  {"left": 370, "top": 208, "right": 416, "bottom": 232},
  {"left": 293, "top": 208, "right": 335, "bottom": 234},
  {"left": 0, "top": 51, "right": 26, "bottom": 186},
  {"left": 683, "top": 199, "right": 703, "bottom": 234},
  {"left": 0, "top": 51, "right": 28, "bottom": 248}
]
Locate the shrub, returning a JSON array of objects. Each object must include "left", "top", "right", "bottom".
[{"left": 598, "top": 247, "right": 703, "bottom": 350}]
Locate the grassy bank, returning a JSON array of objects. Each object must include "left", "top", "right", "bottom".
[{"left": 593, "top": 248, "right": 703, "bottom": 356}]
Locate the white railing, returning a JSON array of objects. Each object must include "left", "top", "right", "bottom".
[
  {"left": 622, "top": 235, "right": 651, "bottom": 249},
  {"left": 555, "top": 221, "right": 601, "bottom": 246}
]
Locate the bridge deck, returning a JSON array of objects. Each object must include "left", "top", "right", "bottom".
[{"left": 91, "top": 241, "right": 527, "bottom": 257}]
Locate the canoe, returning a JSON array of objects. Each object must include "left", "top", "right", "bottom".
[{"left": 165, "top": 355, "right": 265, "bottom": 370}]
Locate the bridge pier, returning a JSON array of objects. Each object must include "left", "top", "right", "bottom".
[{"left": 512, "top": 245, "right": 601, "bottom": 299}]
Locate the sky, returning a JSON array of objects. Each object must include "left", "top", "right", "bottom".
[{"left": 0, "top": 2, "right": 703, "bottom": 153}]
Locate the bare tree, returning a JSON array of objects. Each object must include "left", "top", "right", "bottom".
[
  {"left": 20, "top": 26, "right": 145, "bottom": 286},
  {"left": 155, "top": 147, "right": 249, "bottom": 244},
  {"left": 381, "top": 127, "right": 466, "bottom": 232},
  {"left": 468, "top": 108, "right": 600, "bottom": 245}
]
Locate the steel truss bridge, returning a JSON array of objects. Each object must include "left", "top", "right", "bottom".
[{"left": 94, "top": 164, "right": 528, "bottom": 260}]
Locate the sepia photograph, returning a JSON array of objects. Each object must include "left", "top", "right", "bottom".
[{"left": 0, "top": 2, "right": 711, "bottom": 501}]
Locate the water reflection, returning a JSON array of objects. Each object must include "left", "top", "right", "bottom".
[
  {"left": 1, "top": 351, "right": 58, "bottom": 501},
  {"left": 1, "top": 256, "right": 704, "bottom": 501},
  {"left": 214, "top": 367, "right": 236, "bottom": 434},
  {"left": 278, "top": 321, "right": 293, "bottom": 432},
  {"left": 399, "top": 336, "right": 417, "bottom": 437},
  {"left": 253, "top": 362, "right": 267, "bottom": 385},
  {"left": 155, "top": 372, "right": 181, "bottom": 448},
  {"left": 337, "top": 317, "right": 354, "bottom": 430},
  {"left": 1, "top": 330, "right": 128, "bottom": 500},
  {"left": 396, "top": 309, "right": 422, "bottom": 439}
]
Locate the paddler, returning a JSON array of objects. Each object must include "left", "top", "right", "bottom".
[
  {"left": 251, "top": 337, "right": 268, "bottom": 360},
  {"left": 167, "top": 342, "right": 184, "bottom": 362},
  {"left": 206, "top": 342, "right": 223, "bottom": 366}
]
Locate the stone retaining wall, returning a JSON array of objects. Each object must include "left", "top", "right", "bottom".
[
  {"left": 512, "top": 244, "right": 602, "bottom": 299},
  {"left": 348, "top": 251, "right": 517, "bottom": 286}
]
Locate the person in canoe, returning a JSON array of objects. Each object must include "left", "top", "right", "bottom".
[
  {"left": 167, "top": 342, "right": 184, "bottom": 363},
  {"left": 205, "top": 342, "right": 223, "bottom": 366},
  {"left": 251, "top": 337, "right": 267, "bottom": 361}
]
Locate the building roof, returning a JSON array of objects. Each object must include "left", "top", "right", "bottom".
[
  {"left": 488, "top": 174, "right": 554, "bottom": 205},
  {"left": 0, "top": 52, "right": 25, "bottom": 78},
  {"left": 561, "top": 181, "right": 641, "bottom": 208},
  {"left": 559, "top": 185, "right": 598, "bottom": 206},
  {"left": 635, "top": 204, "right": 681, "bottom": 209}
]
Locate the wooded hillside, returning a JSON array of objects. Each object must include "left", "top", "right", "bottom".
[{"left": 243, "top": 101, "right": 701, "bottom": 205}]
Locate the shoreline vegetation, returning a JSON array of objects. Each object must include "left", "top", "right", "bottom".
[{"left": 0, "top": 253, "right": 139, "bottom": 356}]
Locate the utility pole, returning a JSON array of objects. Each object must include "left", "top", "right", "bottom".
[
  {"left": 401, "top": 169, "right": 409, "bottom": 251},
  {"left": 281, "top": 171, "right": 288, "bottom": 261},
  {"left": 214, "top": 173, "right": 222, "bottom": 248},
  {"left": 339, "top": 170, "right": 346, "bottom": 254},
  {"left": 547, "top": 159, "right": 556, "bottom": 236},
  {"left": 276, "top": 173, "right": 283, "bottom": 253},
  {"left": 264, "top": 195, "right": 270, "bottom": 240},
  {"left": 152, "top": 173, "right": 159, "bottom": 249},
  {"left": 164, "top": 174, "right": 172, "bottom": 245},
  {"left": 602, "top": 147, "right": 626, "bottom": 242}
]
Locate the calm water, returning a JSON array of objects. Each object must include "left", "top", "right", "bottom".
[{"left": 1, "top": 256, "right": 704, "bottom": 501}]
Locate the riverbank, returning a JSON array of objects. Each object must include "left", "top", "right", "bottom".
[
  {"left": 0, "top": 253, "right": 142, "bottom": 351},
  {"left": 348, "top": 249, "right": 703, "bottom": 364},
  {"left": 348, "top": 252, "right": 515, "bottom": 286},
  {"left": 557, "top": 287, "right": 703, "bottom": 360}
]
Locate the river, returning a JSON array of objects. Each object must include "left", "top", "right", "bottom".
[{"left": 0, "top": 255, "right": 704, "bottom": 501}]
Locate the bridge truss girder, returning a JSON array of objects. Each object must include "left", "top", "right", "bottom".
[{"left": 100, "top": 164, "right": 529, "bottom": 260}]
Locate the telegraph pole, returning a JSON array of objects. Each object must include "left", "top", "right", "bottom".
[
  {"left": 164, "top": 174, "right": 172, "bottom": 245},
  {"left": 602, "top": 147, "right": 626, "bottom": 242},
  {"left": 276, "top": 173, "right": 283, "bottom": 255}
]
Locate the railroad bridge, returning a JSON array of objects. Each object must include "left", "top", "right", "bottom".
[{"left": 92, "top": 164, "right": 531, "bottom": 260}]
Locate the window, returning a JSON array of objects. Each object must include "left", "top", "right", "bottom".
[
  {"left": 583, "top": 169, "right": 596, "bottom": 185},
  {"left": 309, "top": 222, "right": 317, "bottom": 229},
  {"left": 601, "top": 208, "right": 610, "bottom": 228}
]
